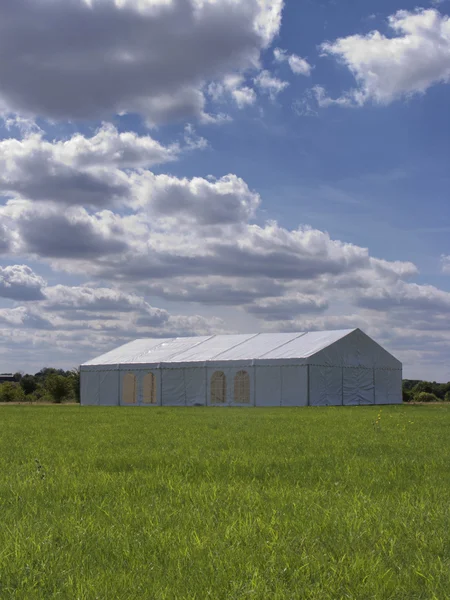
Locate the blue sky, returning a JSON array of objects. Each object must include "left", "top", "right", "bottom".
[{"left": 1, "top": 0, "right": 450, "bottom": 380}]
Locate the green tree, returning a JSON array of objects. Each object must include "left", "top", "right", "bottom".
[
  {"left": 0, "top": 382, "right": 25, "bottom": 403},
  {"left": 20, "top": 374, "right": 38, "bottom": 396},
  {"left": 45, "top": 375, "right": 71, "bottom": 404},
  {"left": 412, "top": 381, "right": 434, "bottom": 396},
  {"left": 414, "top": 391, "right": 439, "bottom": 403},
  {"left": 402, "top": 388, "right": 412, "bottom": 403},
  {"left": 70, "top": 368, "right": 80, "bottom": 403}
]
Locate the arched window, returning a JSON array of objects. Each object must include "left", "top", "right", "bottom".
[
  {"left": 122, "top": 373, "right": 137, "bottom": 405},
  {"left": 143, "top": 372, "right": 157, "bottom": 405},
  {"left": 211, "top": 371, "right": 226, "bottom": 404},
  {"left": 234, "top": 370, "right": 250, "bottom": 404}
]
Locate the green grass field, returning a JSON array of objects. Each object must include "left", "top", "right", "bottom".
[{"left": 0, "top": 405, "right": 449, "bottom": 600}]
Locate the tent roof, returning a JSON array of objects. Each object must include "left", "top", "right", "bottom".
[{"left": 82, "top": 329, "right": 359, "bottom": 366}]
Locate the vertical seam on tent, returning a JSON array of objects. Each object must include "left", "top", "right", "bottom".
[
  {"left": 209, "top": 333, "right": 261, "bottom": 361},
  {"left": 307, "top": 364, "right": 310, "bottom": 406},
  {"left": 372, "top": 368, "right": 375, "bottom": 405},
  {"left": 183, "top": 368, "right": 187, "bottom": 406},
  {"left": 253, "top": 363, "right": 256, "bottom": 407},
  {"left": 280, "top": 366, "right": 282, "bottom": 407},
  {"left": 257, "top": 331, "right": 307, "bottom": 360},
  {"left": 341, "top": 367, "right": 344, "bottom": 405}
]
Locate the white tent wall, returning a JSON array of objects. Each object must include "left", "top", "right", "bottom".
[
  {"left": 255, "top": 366, "right": 281, "bottom": 406},
  {"left": 206, "top": 366, "right": 255, "bottom": 406},
  {"left": 280, "top": 366, "right": 308, "bottom": 406},
  {"left": 162, "top": 368, "right": 186, "bottom": 406},
  {"left": 185, "top": 368, "right": 207, "bottom": 406},
  {"left": 375, "top": 369, "right": 403, "bottom": 405},
  {"left": 253, "top": 366, "right": 308, "bottom": 406},
  {"left": 119, "top": 368, "right": 160, "bottom": 406},
  {"left": 80, "top": 369, "right": 100, "bottom": 405},
  {"left": 80, "top": 367, "right": 120, "bottom": 406},
  {"left": 311, "top": 329, "right": 401, "bottom": 370},
  {"left": 309, "top": 366, "right": 343, "bottom": 406},
  {"left": 343, "top": 367, "right": 375, "bottom": 406}
]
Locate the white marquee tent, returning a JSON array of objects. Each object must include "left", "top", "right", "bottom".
[{"left": 80, "top": 328, "right": 402, "bottom": 406}]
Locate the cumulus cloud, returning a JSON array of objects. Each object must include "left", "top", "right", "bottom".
[
  {"left": 208, "top": 75, "right": 257, "bottom": 109},
  {"left": 0, "top": 306, "right": 54, "bottom": 330},
  {"left": 0, "top": 265, "right": 46, "bottom": 301},
  {"left": 0, "top": 0, "right": 283, "bottom": 124},
  {"left": 273, "top": 47, "right": 312, "bottom": 76},
  {"left": 0, "top": 224, "right": 11, "bottom": 254},
  {"left": 245, "top": 293, "right": 328, "bottom": 321},
  {"left": 135, "top": 172, "right": 260, "bottom": 225},
  {"left": 0, "top": 202, "right": 128, "bottom": 259},
  {"left": 0, "top": 124, "right": 182, "bottom": 207},
  {"left": 356, "top": 281, "right": 450, "bottom": 312},
  {"left": 254, "top": 70, "right": 289, "bottom": 99},
  {"left": 320, "top": 8, "right": 450, "bottom": 106}
]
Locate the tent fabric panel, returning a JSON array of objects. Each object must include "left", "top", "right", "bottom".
[
  {"left": 81, "top": 370, "right": 99, "bottom": 405},
  {"left": 185, "top": 368, "right": 207, "bottom": 406},
  {"left": 280, "top": 366, "right": 308, "bottom": 406},
  {"left": 83, "top": 338, "right": 168, "bottom": 366},
  {"left": 206, "top": 367, "right": 255, "bottom": 406},
  {"left": 207, "top": 367, "right": 229, "bottom": 406},
  {"left": 231, "top": 368, "right": 254, "bottom": 406},
  {"left": 261, "top": 330, "right": 353, "bottom": 360},
  {"left": 135, "top": 336, "right": 211, "bottom": 364},
  {"left": 98, "top": 370, "right": 119, "bottom": 406},
  {"left": 375, "top": 369, "right": 402, "bottom": 404},
  {"left": 253, "top": 357, "right": 307, "bottom": 367},
  {"left": 173, "top": 334, "right": 256, "bottom": 362},
  {"left": 309, "top": 366, "right": 343, "bottom": 406},
  {"left": 343, "top": 368, "right": 374, "bottom": 406},
  {"left": 387, "top": 369, "right": 402, "bottom": 404},
  {"left": 142, "top": 372, "right": 158, "bottom": 405},
  {"left": 162, "top": 369, "right": 186, "bottom": 406},
  {"left": 214, "top": 332, "right": 301, "bottom": 361},
  {"left": 233, "top": 370, "right": 250, "bottom": 404},
  {"left": 255, "top": 367, "right": 281, "bottom": 406},
  {"left": 313, "top": 329, "right": 401, "bottom": 369},
  {"left": 121, "top": 372, "right": 137, "bottom": 405},
  {"left": 80, "top": 364, "right": 119, "bottom": 372}
]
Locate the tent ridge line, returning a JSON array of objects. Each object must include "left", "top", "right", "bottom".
[
  {"left": 129, "top": 338, "right": 173, "bottom": 364},
  {"left": 155, "top": 334, "right": 217, "bottom": 363},
  {"left": 208, "top": 332, "right": 261, "bottom": 361},
  {"left": 257, "top": 331, "right": 308, "bottom": 359}
]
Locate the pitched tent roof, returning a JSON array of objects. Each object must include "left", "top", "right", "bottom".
[{"left": 82, "top": 329, "right": 401, "bottom": 369}]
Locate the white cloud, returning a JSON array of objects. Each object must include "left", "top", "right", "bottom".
[
  {"left": 0, "top": 265, "right": 46, "bottom": 301},
  {"left": 441, "top": 254, "right": 450, "bottom": 273},
  {"left": 274, "top": 47, "right": 312, "bottom": 76},
  {"left": 245, "top": 293, "right": 328, "bottom": 320},
  {"left": 356, "top": 281, "right": 450, "bottom": 312},
  {"left": 0, "top": 124, "right": 206, "bottom": 208},
  {"left": 254, "top": 70, "right": 289, "bottom": 100},
  {"left": 232, "top": 87, "right": 257, "bottom": 108},
  {"left": 0, "top": 0, "right": 283, "bottom": 125},
  {"left": 320, "top": 8, "right": 450, "bottom": 106},
  {"left": 207, "top": 75, "right": 256, "bottom": 109}
]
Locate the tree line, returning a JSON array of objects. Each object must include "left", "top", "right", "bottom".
[
  {"left": 403, "top": 380, "right": 450, "bottom": 403},
  {"left": 0, "top": 368, "right": 80, "bottom": 403}
]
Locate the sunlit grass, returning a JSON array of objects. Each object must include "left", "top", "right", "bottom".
[{"left": 0, "top": 405, "right": 449, "bottom": 599}]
